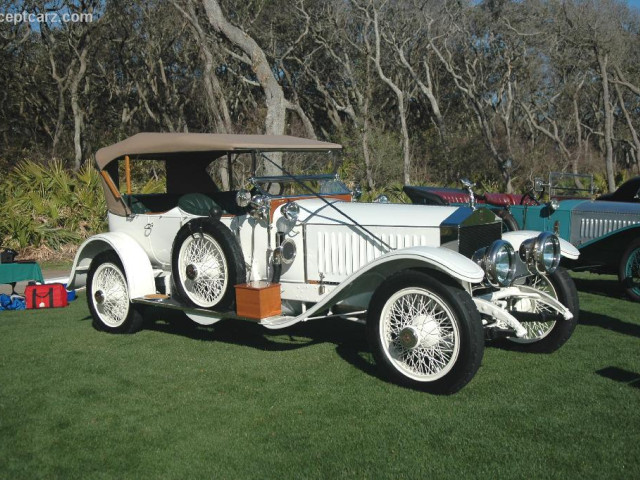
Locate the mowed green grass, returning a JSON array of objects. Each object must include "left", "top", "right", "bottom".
[{"left": 1, "top": 274, "right": 639, "bottom": 479}]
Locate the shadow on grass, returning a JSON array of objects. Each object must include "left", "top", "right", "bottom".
[
  {"left": 579, "top": 309, "right": 640, "bottom": 339},
  {"left": 596, "top": 366, "right": 640, "bottom": 389},
  {"left": 144, "top": 307, "right": 365, "bottom": 349},
  {"left": 143, "top": 306, "right": 386, "bottom": 381},
  {"left": 572, "top": 275, "right": 627, "bottom": 301}
]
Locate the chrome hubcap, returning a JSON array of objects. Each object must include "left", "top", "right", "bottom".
[
  {"left": 186, "top": 264, "right": 198, "bottom": 280},
  {"left": 94, "top": 290, "right": 105, "bottom": 304},
  {"left": 398, "top": 326, "right": 420, "bottom": 349}
]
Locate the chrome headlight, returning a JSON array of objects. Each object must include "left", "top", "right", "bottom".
[
  {"left": 249, "top": 194, "right": 270, "bottom": 220},
  {"left": 280, "top": 202, "right": 300, "bottom": 222},
  {"left": 472, "top": 240, "right": 516, "bottom": 287},
  {"left": 273, "top": 238, "right": 297, "bottom": 265},
  {"left": 236, "top": 189, "right": 252, "bottom": 207},
  {"left": 519, "top": 232, "right": 561, "bottom": 275},
  {"left": 351, "top": 184, "right": 362, "bottom": 201}
]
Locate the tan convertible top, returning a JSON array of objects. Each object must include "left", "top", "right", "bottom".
[
  {"left": 97, "top": 133, "right": 342, "bottom": 216},
  {"left": 96, "top": 133, "right": 342, "bottom": 170}
]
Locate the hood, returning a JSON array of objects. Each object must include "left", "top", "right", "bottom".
[
  {"left": 571, "top": 199, "right": 640, "bottom": 216},
  {"left": 294, "top": 199, "right": 460, "bottom": 227}
]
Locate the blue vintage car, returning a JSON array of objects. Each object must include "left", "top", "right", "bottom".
[
  {"left": 508, "top": 199, "right": 640, "bottom": 301},
  {"left": 404, "top": 178, "right": 640, "bottom": 301}
]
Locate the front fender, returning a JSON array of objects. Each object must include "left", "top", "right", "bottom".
[
  {"left": 67, "top": 232, "right": 155, "bottom": 299},
  {"left": 502, "top": 230, "right": 580, "bottom": 260},
  {"left": 265, "top": 247, "right": 484, "bottom": 329}
]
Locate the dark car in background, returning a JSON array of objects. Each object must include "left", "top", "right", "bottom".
[{"left": 405, "top": 174, "right": 640, "bottom": 301}]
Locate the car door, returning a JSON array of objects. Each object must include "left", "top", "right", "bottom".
[{"left": 145, "top": 210, "right": 185, "bottom": 268}]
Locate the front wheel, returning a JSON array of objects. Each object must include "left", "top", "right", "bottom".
[
  {"left": 366, "top": 270, "right": 484, "bottom": 394},
  {"left": 507, "top": 267, "right": 579, "bottom": 352},
  {"left": 619, "top": 239, "right": 640, "bottom": 302},
  {"left": 87, "top": 251, "right": 143, "bottom": 334}
]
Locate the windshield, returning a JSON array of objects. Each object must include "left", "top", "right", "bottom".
[
  {"left": 229, "top": 150, "right": 349, "bottom": 196},
  {"left": 548, "top": 172, "right": 594, "bottom": 199}
]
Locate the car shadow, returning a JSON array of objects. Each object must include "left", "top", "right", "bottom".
[
  {"left": 572, "top": 275, "right": 628, "bottom": 301},
  {"left": 595, "top": 366, "right": 640, "bottom": 389},
  {"left": 144, "top": 306, "right": 373, "bottom": 353},
  {"left": 143, "top": 307, "right": 386, "bottom": 381},
  {"left": 579, "top": 309, "right": 640, "bottom": 339}
]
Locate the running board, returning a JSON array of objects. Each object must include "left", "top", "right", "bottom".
[
  {"left": 131, "top": 295, "right": 227, "bottom": 314},
  {"left": 131, "top": 296, "right": 293, "bottom": 327}
]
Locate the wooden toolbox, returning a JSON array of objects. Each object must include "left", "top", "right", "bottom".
[{"left": 235, "top": 281, "right": 282, "bottom": 320}]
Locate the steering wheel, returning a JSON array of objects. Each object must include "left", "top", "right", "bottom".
[{"left": 521, "top": 190, "right": 541, "bottom": 206}]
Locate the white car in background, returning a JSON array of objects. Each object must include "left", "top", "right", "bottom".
[{"left": 68, "top": 133, "right": 580, "bottom": 394}]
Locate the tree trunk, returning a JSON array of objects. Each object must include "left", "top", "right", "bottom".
[
  {"left": 372, "top": 9, "right": 411, "bottom": 184},
  {"left": 175, "top": 0, "right": 233, "bottom": 135},
  {"left": 613, "top": 80, "right": 640, "bottom": 174},
  {"left": 597, "top": 52, "right": 616, "bottom": 192},
  {"left": 52, "top": 88, "right": 66, "bottom": 157},
  {"left": 202, "top": 0, "right": 286, "bottom": 176},
  {"left": 572, "top": 84, "right": 583, "bottom": 177},
  {"left": 69, "top": 45, "right": 89, "bottom": 170},
  {"left": 362, "top": 62, "right": 375, "bottom": 189}
]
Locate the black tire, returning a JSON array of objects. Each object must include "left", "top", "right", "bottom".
[
  {"left": 171, "top": 218, "right": 246, "bottom": 309},
  {"left": 87, "top": 251, "right": 144, "bottom": 334},
  {"left": 496, "top": 209, "right": 519, "bottom": 232},
  {"left": 618, "top": 238, "right": 640, "bottom": 302},
  {"left": 506, "top": 267, "right": 579, "bottom": 353},
  {"left": 366, "top": 270, "right": 484, "bottom": 395}
]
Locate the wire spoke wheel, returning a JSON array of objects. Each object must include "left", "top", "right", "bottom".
[
  {"left": 87, "top": 251, "right": 143, "bottom": 334},
  {"left": 380, "top": 287, "right": 461, "bottom": 382},
  {"left": 625, "top": 247, "right": 640, "bottom": 297},
  {"left": 510, "top": 274, "right": 558, "bottom": 343},
  {"left": 367, "top": 270, "right": 483, "bottom": 394},
  {"left": 177, "top": 233, "right": 228, "bottom": 308},
  {"left": 172, "top": 219, "right": 246, "bottom": 311},
  {"left": 92, "top": 262, "right": 130, "bottom": 327},
  {"left": 502, "top": 266, "right": 578, "bottom": 353}
]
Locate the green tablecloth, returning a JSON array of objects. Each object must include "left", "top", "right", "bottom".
[{"left": 0, "top": 262, "right": 44, "bottom": 284}]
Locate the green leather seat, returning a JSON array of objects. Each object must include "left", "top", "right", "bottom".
[{"left": 178, "top": 193, "right": 222, "bottom": 217}]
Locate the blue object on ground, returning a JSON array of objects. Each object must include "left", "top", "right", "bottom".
[
  {"left": 0, "top": 293, "right": 26, "bottom": 311},
  {"left": 62, "top": 283, "right": 77, "bottom": 302}
]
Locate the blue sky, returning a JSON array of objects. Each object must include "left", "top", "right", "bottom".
[{"left": 628, "top": 0, "right": 640, "bottom": 9}]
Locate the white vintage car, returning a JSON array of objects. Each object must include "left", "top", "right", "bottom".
[{"left": 68, "top": 133, "right": 580, "bottom": 394}]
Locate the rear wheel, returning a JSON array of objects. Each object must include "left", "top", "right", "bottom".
[
  {"left": 87, "top": 251, "right": 143, "bottom": 334},
  {"left": 507, "top": 267, "right": 579, "bottom": 352},
  {"left": 367, "top": 270, "right": 484, "bottom": 394},
  {"left": 619, "top": 239, "right": 640, "bottom": 302}
]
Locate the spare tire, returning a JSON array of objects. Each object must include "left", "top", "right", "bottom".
[{"left": 171, "top": 218, "right": 246, "bottom": 309}]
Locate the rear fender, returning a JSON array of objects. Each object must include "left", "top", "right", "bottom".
[{"left": 67, "top": 232, "right": 155, "bottom": 298}]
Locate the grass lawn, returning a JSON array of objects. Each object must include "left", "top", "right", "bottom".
[{"left": 1, "top": 274, "right": 639, "bottom": 479}]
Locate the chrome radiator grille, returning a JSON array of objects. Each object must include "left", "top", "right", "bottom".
[{"left": 458, "top": 222, "right": 502, "bottom": 258}]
